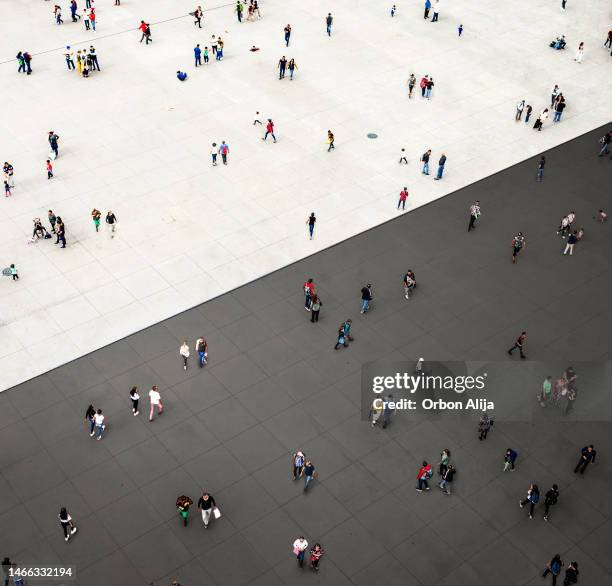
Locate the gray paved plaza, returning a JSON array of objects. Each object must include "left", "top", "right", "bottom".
[{"left": 1, "top": 125, "right": 611, "bottom": 585}]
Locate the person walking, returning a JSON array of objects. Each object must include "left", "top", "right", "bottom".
[
  {"left": 543, "top": 484, "right": 559, "bottom": 521},
  {"left": 194, "top": 44, "right": 202, "bottom": 67},
  {"left": 325, "top": 13, "right": 333, "bottom": 36},
  {"left": 46, "top": 159, "right": 53, "bottom": 180},
  {"left": 468, "top": 200, "right": 480, "bottom": 231},
  {"left": 48, "top": 131, "right": 60, "bottom": 158},
  {"left": 195, "top": 336, "right": 208, "bottom": 367},
  {"left": 515, "top": 100, "right": 525, "bottom": 121},
  {"left": 424, "top": 0, "right": 431, "bottom": 19},
  {"left": 598, "top": 131, "right": 611, "bottom": 156},
  {"left": 219, "top": 141, "right": 229, "bottom": 164},
  {"left": 309, "top": 543, "right": 325, "bottom": 571},
  {"left": 65, "top": 46, "right": 75, "bottom": 70},
  {"left": 542, "top": 554, "right": 563, "bottom": 585},
  {"left": 434, "top": 153, "right": 446, "bottom": 179},
  {"left": 303, "top": 459, "right": 316, "bottom": 491},
  {"left": 524, "top": 104, "right": 533, "bottom": 124},
  {"left": 534, "top": 109, "right": 548, "bottom": 131},
  {"left": 288, "top": 58, "right": 297, "bottom": 80},
  {"left": 573, "top": 445, "right": 596, "bottom": 475},
  {"left": 408, "top": 74, "right": 416, "bottom": 98},
  {"left": 508, "top": 331, "right": 527, "bottom": 359},
  {"left": 176, "top": 495, "right": 193, "bottom": 527},
  {"left": 93, "top": 408, "right": 105, "bottom": 440},
  {"left": 391, "top": 4, "right": 396, "bottom": 17},
  {"left": 511, "top": 232, "right": 525, "bottom": 263},
  {"left": 536, "top": 156, "right": 546, "bottom": 181},
  {"left": 327, "top": 130, "right": 335, "bottom": 151},
  {"left": 310, "top": 295, "right": 322, "bottom": 323},
  {"left": 557, "top": 215, "right": 570, "bottom": 238},
  {"left": 105, "top": 210, "right": 117, "bottom": 238},
  {"left": 342, "top": 319, "right": 354, "bottom": 344},
  {"left": 284, "top": 24, "right": 291, "bottom": 46},
  {"left": 91, "top": 208, "right": 101, "bottom": 232},
  {"left": 519, "top": 483, "right": 540, "bottom": 519},
  {"left": 89, "top": 8, "right": 96, "bottom": 31},
  {"left": 149, "top": 385, "right": 164, "bottom": 421},
  {"left": 179, "top": 341, "right": 190, "bottom": 370},
  {"left": 303, "top": 278, "right": 315, "bottom": 310},
  {"left": 416, "top": 461, "right": 432, "bottom": 491},
  {"left": 278, "top": 56, "right": 287, "bottom": 79},
  {"left": 425, "top": 77, "right": 434, "bottom": 99},
  {"left": 478, "top": 412, "right": 493, "bottom": 440},
  {"left": 397, "top": 186, "right": 408, "bottom": 210},
  {"left": 130, "top": 386, "right": 140, "bottom": 416},
  {"left": 292, "top": 450, "right": 305, "bottom": 480},
  {"left": 197, "top": 492, "right": 217, "bottom": 528},
  {"left": 360, "top": 284, "right": 373, "bottom": 313},
  {"left": 210, "top": 143, "right": 218, "bottom": 166},
  {"left": 263, "top": 119, "right": 277, "bottom": 142},
  {"left": 203, "top": 46, "right": 209, "bottom": 64},
  {"left": 574, "top": 41, "right": 584, "bottom": 62},
  {"left": 58, "top": 508, "right": 78, "bottom": 542},
  {"left": 431, "top": 0, "right": 440, "bottom": 21},
  {"left": 563, "top": 562, "right": 579, "bottom": 585},
  {"left": 23, "top": 52, "right": 33, "bottom": 75},
  {"left": 83, "top": 9, "right": 90, "bottom": 29},
  {"left": 85, "top": 404, "right": 96, "bottom": 436},
  {"left": 439, "top": 449, "right": 450, "bottom": 476},
  {"left": 293, "top": 537, "right": 309, "bottom": 568},
  {"left": 139, "top": 21, "right": 151, "bottom": 44},
  {"left": 605, "top": 29, "right": 612, "bottom": 49},
  {"left": 563, "top": 231, "right": 577, "bottom": 255},
  {"left": 399, "top": 147, "right": 408, "bottom": 163},
  {"left": 194, "top": 6, "right": 203, "bottom": 28},
  {"left": 55, "top": 217, "right": 66, "bottom": 248},
  {"left": 420, "top": 149, "right": 431, "bottom": 175},
  {"left": 438, "top": 464, "right": 454, "bottom": 495},
  {"left": 554, "top": 100, "right": 566, "bottom": 122},
  {"left": 403, "top": 270, "right": 416, "bottom": 299},
  {"left": 503, "top": 448, "right": 518, "bottom": 471},
  {"left": 306, "top": 212, "right": 316, "bottom": 239},
  {"left": 9, "top": 264, "right": 18, "bottom": 281},
  {"left": 235, "top": 1, "right": 244, "bottom": 22}
]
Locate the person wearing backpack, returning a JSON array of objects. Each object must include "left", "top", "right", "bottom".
[
  {"left": 542, "top": 554, "right": 563, "bottom": 585},
  {"left": 519, "top": 483, "right": 540, "bottom": 519},
  {"left": 416, "top": 461, "right": 432, "bottom": 492},
  {"left": 543, "top": 484, "right": 559, "bottom": 521}
]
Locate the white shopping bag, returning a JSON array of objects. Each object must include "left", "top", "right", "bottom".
[{"left": 213, "top": 507, "right": 222, "bottom": 519}]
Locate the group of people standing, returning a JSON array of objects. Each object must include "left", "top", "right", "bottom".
[{"left": 64, "top": 45, "right": 100, "bottom": 77}]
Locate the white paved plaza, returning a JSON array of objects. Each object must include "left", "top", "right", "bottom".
[{"left": 0, "top": 0, "right": 610, "bottom": 391}]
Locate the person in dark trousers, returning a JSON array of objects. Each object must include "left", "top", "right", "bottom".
[
  {"left": 360, "top": 284, "right": 373, "bottom": 313},
  {"left": 478, "top": 412, "right": 493, "bottom": 440},
  {"left": 85, "top": 404, "right": 96, "bottom": 435},
  {"left": 303, "top": 460, "right": 316, "bottom": 491},
  {"left": 524, "top": 104, "right": 533, "bottom": 124},
  {"left": 519, "top": 483, "right": 540, "bottom": 519},
  {"left": 278, "top": 56, "right": 287, "bottom": 79},
  {"left": 284, "top": 24, "right": 291, "bottom": 46},
  {"left": 542, "top": 554, "right": 563, "bottom": 585},
  {"left": 130, "top": 386, "right": 140, "bottom": 415},
  {"left": 416, "top": 461, "right": 432, "bottom": 491},
  {"left": 89, "top": 46, "right": 100, "bottom": 70},
  {"left": 303, "top": 278, "right": 314, "bottom": 310},
  {"left": 263, "top": 119, "right": 276, "bottom": 142},
  {"left": 468, "top": 200, "right": 480, "bottom": 231},
  {"left": 194, "top": 44, "right": 202, "bottom": 66},
  {"left": 382, "top": 395, "right": 394, "bottom": 428},
  {"left": 503, "top": 448, "right": 518, "bottom": 471},
  {"left": 310, "top": 295, "right": 321, "bottom": 322},
  {"left": 434, "top": 153, "right": 446, "bottom": 179},
  {"left": 536, "top": 156, "right": 546, "bottom": 181},
  {"left": 327, "top": 130, "right": 335, "bottom": 151},
  {"left": 574, "top": 445, "right": 596, "bottom": 475},
  {"left": 197, "top": 492, "right": 217, "bottom": 528},
  {"left": 421, "top": 149, "right": 431, "bottom": 174},
  {"left": 511, "top": 232, "right": 525, "bottom": 263},
  {"left": 309, "top": 544, "right": 325, "bottom": 571},
  {"left": 55, "top": 217, "right": 66, "bottom": 247},
  {"left": 307, "top": 212, "right": 316, "bottom": 239},
  {"left": 194, "top": 6, "right": 203, "bottom": 27},
  {"left": 48, "top": 131, "right": 60, "bottom": 158},
  {"left": 58, "top": 507, "right": 78, "bottom": 541},
  {"left": 543, "top": 484, "right": 559, "bottom": 521},
  {"left": 2, "top": 557, "right": 12, "bottom": 586},
  {"left": 292, "top": 451, "right": 305, "bottom": 480},
  {"left": 563, "top": 562, "right": 579, "bottom": 585},
  {"left": 438, "top": 463, "right": 454, "bottom": 494},
  {"left": 235, "top": 1, "right": 243, "bottom": 22},
  {"left": 508, "top": 331, "right": 527, "bottom": 358},
  {"left": 46, "top": 159, "right": 53, "bottom": 179},
  {"left": 23, "top": 51, "right": 32, "bottom": 74},
  {"left": 325, "top": 13, "right": 333, "bottom": 36}
]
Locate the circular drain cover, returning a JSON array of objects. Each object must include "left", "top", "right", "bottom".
[{"left": 367, "top": 133, "right": 378, "bottom": 139}]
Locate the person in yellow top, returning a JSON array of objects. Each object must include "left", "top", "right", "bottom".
[{"left": 76, "top": 50, "right": 83, "bottom": 74}]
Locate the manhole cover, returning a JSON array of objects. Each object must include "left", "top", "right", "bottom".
[{"left": 367, "top": 133, "right": 378, "bottom": 139}]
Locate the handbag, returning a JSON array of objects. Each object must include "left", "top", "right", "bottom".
[{"left": 213, "top": 507, "right": 221, "bottom": 519}]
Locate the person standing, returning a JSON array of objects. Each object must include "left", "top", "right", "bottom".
[
  {"left": 425, "top": 77, "right": 434, "bottom": 98},
  {"left": 360, "top": 284, "right": 373, "bottom": 314},
  {"left": 424, "top": 0, "right": 431, "bottom": 19},
  {"left": 325, "top": 13, "right": 333, "bottom": 36},
  {"left": 292, "top": 451, "right": 305, "bottom": 480},
  {"left": 303, "top": 459, "right": 316, "bottom": 491},
  {"left": 130, "top": 386, "right": 140, "bottom": 415},
  {"left": 219, "top": 141, "right": 229, "bottom": 164},
  {"left": 83, "top": 9, "right": 90, "bottom": 30},
  {"left": 179, "top": 341, "right": 190, "bottom": 370},
  {"left": 574, "top": 41, "right": 584, "bottom": 62},
  {"left": 56, "top": 217, "right": 66, "bottom": 246},
  {"left": 511, "top": 232, "right": 525, "bottom": 264},
  {"left": 391, "top": 4, "right": 396, "bottom": 17},
  {"left": 536, "top": 156, "right": 546, "bottom": 181},
  {"left": 519, "top": 483, "right": 540, "bottom": 519},
  {"left": 416, "top": 461, "right": 432, "bottom": 491},
  {"left": 503, "top": 448, "right": 518, "bottom": 471},
  {"left": 216, "top": 37, "right": 224, "bottom": 60},
  {"left": 46, "top": 159, "right": 53, "bottom": 180},
  {"left": 310, "top": 295, "right": 322, "bottom": 323},
  {"left": 65, "top": 46, "right": 75, "bottom": 70},
  {"left": 303, "top": 278, "right": 315, "bottom": 310},
  {"left": 203, "top": 46, "right": 209, "bottom": 64},
  {"left": 235, "top": 0, "right": 244, "bottom": 22},
  {"left": 598, "top": 131, "right": 611, "bottom": 156},
  {"left": 573, "top": 445, "right": 596, "bottom": 475},
  {"left": 176, "top": 495, "right": 193, "bottom": 527},
  {"left": 327, "top": 130, "right": 335, "bottom": 151},
  {"left": 210, "top": 143, "right": 218, "bottom": 166},
  {"left": 306, "top": 212, "right": 316, "bottom": 239},
  {"left": 508, "top": 331, "right": 527, "bottom": 359},
  {"left": 539, "top": 375, "right": 552, "bottom": 405},
  {"left": 542, "top": 554, "right": 563, "bottom": 585},
  {"left": 195, "top": 336, "right": 208, "bottom": 367},
  {"left": 524, "top": 104, "right": 533, "bottom": 124},
  {"left": 515, "top": 100, "right": 525, "bottom": 121},
  {"left": 543, "top": 484, "right": 559, "bottom": 521},
  {"left": 263, "top": 119, "right": 277, "bottom": 142},
  {"left": 407, "top": 74, "right": 417, "bottom": 98},
  {"left": 293, "top": 537, "right": 309, "bottom": 568},
  {"left": 439, "top": 449, "right": 450, "bottom": 476},
  {"left": 309, "top": 543, "right": 325, "bottom": 571},
  {"left": 431, "top": 0, "right": 440, "bottom": 21},
  {"left": 434, "top": 153, "right": 446, "bottom": 179},
  {"left": 478, "top": 412, "right": 493, "bottom": 440},
  {"left": 458, "top": 23, "right": 463, "bottom": 36},
  {"left": 88, "top": 46, "right": 100, "bottom": 71},
  {"left": 148, "top": 385, "right": 164, "bottom": 421},
  {"left": 563, "top": 562, "right": 579, "bottom": 585},
  {"left": 288, "top": 58, "right": 297, "bottom": 80},
  {"left": 105, "top": 210, "right": 117, "bottom": 238},
  {"left": 194, "top": 44, "right": 202, "bottom": 67},
  {"left": 9, "top": 264, "right": 18, "bottom": 280},
  {"left": 85, "top": 404, "right": 96, "bottom": 436},
  {"left": 278, "top": 56, "right": 287, "bottom": 79},
  {"left": 563, "top": 231, "right": 577, "bottom": 255},
  {"left": 197, "top": 492, "right": 216, "bottom": 528},
  {"left": 49, "top": 131, "right": 60, "bottom": 158},
  {"left": 284, "top": 24, "right": 291, "bottom": 46},
  {"left": 3, "top": 162, "right": 15, "bottom": 188},
  {"left": 93, "top": 408, "right": 105, "bottom": 440},
  {"left": 397, "top": 186, "right": 408, "bottom": 210},
  {"left": 89, "top": 8, "right": 96, "bottom": 31},
  {"left": 468, "top": 200, "right": 480, "bottom": 231},
  {"left": 421, "top": 149, "right": 431, "bottom": 175},
  {"left": 58, "top": 508, "right": 78, "bottom": 542},
  {"left": 403, "top": 271, "right": 416, "bottom": 299},
  {"left": 194, "top": 6, "right": 203, "bottom": 28}
]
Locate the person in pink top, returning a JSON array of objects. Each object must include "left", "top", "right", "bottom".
[{"left": 397, "top": 186, "right": 408, "bottom": 210}]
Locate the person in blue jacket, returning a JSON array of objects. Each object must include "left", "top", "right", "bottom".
[{"left": 177, "top": 70, "right": 188, "bottom": 81}]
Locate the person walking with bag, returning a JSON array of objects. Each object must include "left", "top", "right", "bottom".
[
  {"left": 197, "top": 492, "right": 217, "bottom": 528},
  {"left": 519, "top": 483, "right": 540, "bottom": 519},
  {"left": 93, "top": 408, "right": 105, "bottom": 440},
  {"left": 542, "top": 554, "right": 563, "bottom": 585},
  {"left": 58, "top": 508, "right": 78, "bottom": 542},
  {"left": 85, "top": 404, "right": 96, "bottom": 436},
  {"left": 195, "top": 336, "right": 208, "bottom": 367},
  {"left": 543, "top": 484, "right": 559, "bottom": 521},
  {"left": 293, "top": 536, "right": 309, "bottom": 567},
  {"left": 309, "top": 543, "right": 325, "bottom": 571},
  {"left": 416, "top": 461, "right": 432, "bottom": 492}
]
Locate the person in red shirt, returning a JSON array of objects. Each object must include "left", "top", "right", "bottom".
[
  {"left": 397, "top": 186, "right": 408, "bottom": 210},
  {"left": 303, "top": 278, "right": 314, "bottom": 311},
  {"left": 508, "top": 331, "right": 527, "bottom": 359},
  {"left": 420, "top": 75, "right": 429, "bottom": 97},
  {"left": 46, "top": 159, "right": 53, "bottom": 179},
  {"left": 263, "top": 119, "right": 276, "bottom": 143},
  {"left": 416, "top": 461, "right": 432, "bottom": 491},
  {"left": 139, "top": 21, "right": 151, "bottom": 43}
]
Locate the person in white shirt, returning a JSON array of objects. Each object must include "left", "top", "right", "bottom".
[
  {"left": 93, "top": 409, "right": 105, "bottom": 440},
  {"left": 180, "top": 341, "right": 190, "bottom": 370},
  {"left": 149, "top": 385, "right": 163, "bottom": 421},
  {"left": 293, "top": 536, "right": 309, "bottom": 568},
  {"left": 557, "top": 215, "right": 569, "bottom": 238},
  {"left": 515, "top": 100, "right": 525, "bottom": 121}
]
